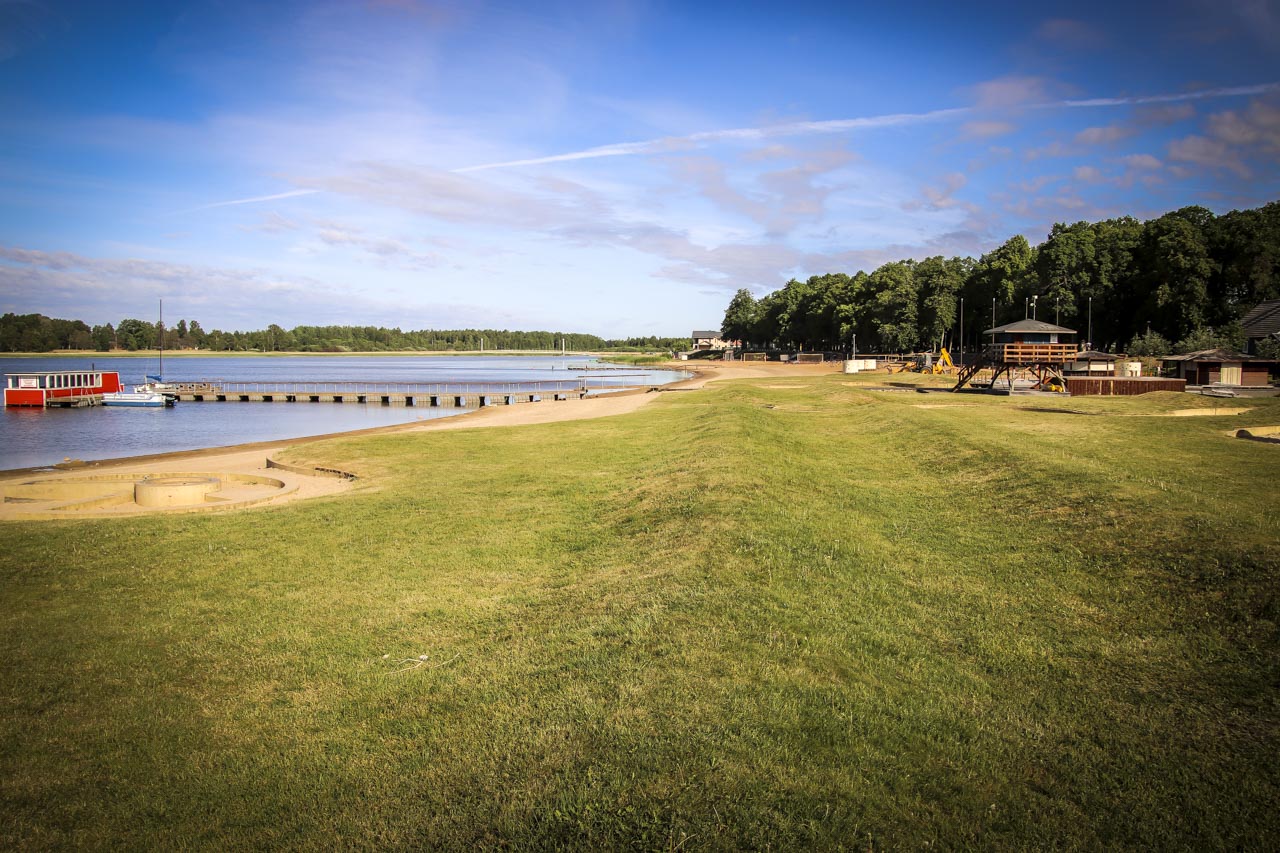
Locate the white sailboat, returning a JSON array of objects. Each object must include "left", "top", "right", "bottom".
[{"left": 102, "top": 300, "right": 177, "bottom": 407}]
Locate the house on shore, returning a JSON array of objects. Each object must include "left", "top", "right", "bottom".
[
  {"left": 1160, "top": 349, "right": 1276, "bottom": 388},
  {"left": 691, "top": 330, "right": 734, "bottom": 351}
]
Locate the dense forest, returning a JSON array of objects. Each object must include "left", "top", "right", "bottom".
[
  {"left": 722, "top": 201, "right": 1280, "bottom": 357},
  {"left": 0, "top": 315, "right": 688, "bottom": 355}
]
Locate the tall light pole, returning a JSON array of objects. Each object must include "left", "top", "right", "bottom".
[
  {"left": 959, "top": 296, "right": 964, "bottom": 360},
  {"left": 1088, "top": 296, "right": 1093, "bottom": 349}
]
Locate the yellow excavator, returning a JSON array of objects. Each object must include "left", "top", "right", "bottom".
[{"left": 899, "top": 347, "right": 956, "bottom": 374}]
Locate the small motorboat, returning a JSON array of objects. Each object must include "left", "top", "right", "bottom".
[{"left": 102, "top": 388, "right": 174, "bottom": 407}]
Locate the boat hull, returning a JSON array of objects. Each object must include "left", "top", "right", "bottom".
[{"left": 102, "top": 392, "right": 172, "bottom": 408}]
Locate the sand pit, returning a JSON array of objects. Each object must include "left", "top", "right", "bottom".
[
  {"left": 1166, "top": 407, "right": 1252, "bottom": 417},
  {"left": 1235, "top": 426, "right": 1280, "bottom": 444},
  {"left": 0, "top": 455, "right": 353, "bottom": 520}
]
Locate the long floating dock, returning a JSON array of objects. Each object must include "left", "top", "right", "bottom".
[{"left": 162, "top": 379, "right": 636, "bottom": 407}]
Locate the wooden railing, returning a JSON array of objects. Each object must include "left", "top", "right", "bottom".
[{"left": 989, "top": 343, "right": 1077, "bottom": 364}]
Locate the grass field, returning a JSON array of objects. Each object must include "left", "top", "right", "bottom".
[{"left": 2, "top": 375, "right": 1277, "bottom": 848}]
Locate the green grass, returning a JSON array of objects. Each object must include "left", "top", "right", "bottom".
[
  {"left": 599, "top": 353, "right": 672, "bottom": 365},
  {"left": 2, "top": 376, "right": 1278, "bottom": 848}
]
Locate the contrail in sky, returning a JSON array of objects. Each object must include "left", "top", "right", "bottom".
[
  {"left": 1054, "top": 81, "right": 1280, "bottom": 108},
  {"left": 185, "top": 189, "right": 320, "bottom": 213},
  {"left": 453, "top": 108, "right": 970, "bottom": 173},
  {"left": 456, "top": 82, "right": 1279, "bottom": 174}
]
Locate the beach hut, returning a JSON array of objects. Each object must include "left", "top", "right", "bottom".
[{"left": 1159, "top": 349, "right": 1276, "bottom": 389}]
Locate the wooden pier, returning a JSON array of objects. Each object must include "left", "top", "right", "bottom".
[
  {"left": 162, "top": 378, "right": 627, "bottom": 408},
  {"left": 172, "top": 389, "right": 582, "bottom": 407}
]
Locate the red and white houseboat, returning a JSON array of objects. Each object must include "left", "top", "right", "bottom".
[{"left": 4, "top": 370, "right": 124, "bottom": 407}]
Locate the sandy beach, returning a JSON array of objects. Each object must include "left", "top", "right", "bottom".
[{"left": 0, "top": 360, "right": 838, "bottom": 518}]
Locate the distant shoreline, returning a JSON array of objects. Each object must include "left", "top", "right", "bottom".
[{"left": 0, "top": 349, "right": 620, "bottom": 359}]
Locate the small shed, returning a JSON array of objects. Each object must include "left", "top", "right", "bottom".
[
  {"left": 1066, "top": 350, "right": 1119, "bottom": 376},
  {"left": 1160, "top": 349, "right": 1276, "bottom": 387}
]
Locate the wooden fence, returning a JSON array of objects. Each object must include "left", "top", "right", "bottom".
[{"left": 1065, "top": 377, "right": 1187, "bottom": 396}]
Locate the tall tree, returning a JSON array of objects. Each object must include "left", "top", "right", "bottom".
[
  {"left": 867, "top": 260, "right": 919, "bottom": 352},
  {"left": 916, "top": 256, "right": 969, "bottom": 351},
  {"left": 1138, "top": 209, "right": 1216, "bottom": 342},
  {"left": 721, "top": 289, "right": 759, "bottom": 347}
]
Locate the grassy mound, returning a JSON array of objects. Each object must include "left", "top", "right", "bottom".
[{"left": 2, "top": 376, "right": 1277, "bottom": 848}]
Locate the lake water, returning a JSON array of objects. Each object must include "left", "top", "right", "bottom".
[{"left": 0, "top": 355, "right": 687, "bottom": 470}]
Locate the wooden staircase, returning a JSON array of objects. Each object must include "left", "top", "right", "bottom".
[{"left": 952, "top": 350, "right": 995, "bottom": 391}]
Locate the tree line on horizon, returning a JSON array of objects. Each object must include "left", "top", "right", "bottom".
[
  {"left": 0, "top": 316, "right": 691, "bottom": 355},
  {"left": 721, "top": 200, "right": 1280, "bottom": 358}
]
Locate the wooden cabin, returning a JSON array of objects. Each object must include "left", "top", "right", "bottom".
[{"left": 1160, "top": 349, "right": 1276, "bottom": 388}]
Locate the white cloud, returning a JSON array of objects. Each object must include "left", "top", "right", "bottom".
[
  {"left": 1119, "top": 153, "right": 1163, "bottom": 170},
  {"left": 970, "top": 75, "right": 1056, "bottom": 110},
  {"left": 1072, "top": 165, "right": 1105, "bottom": 183},
  {"left": 1074, "top": 125, "right": 1134, "bottom": 145},
  {"left": 961, "top": 120, "right": 1017, "bottom": 139},
  {"left": 1206, "top": 99, "right": 1280, "bottom": 150},
  {"left": 0, "top": 245, "right": 333, "bottom": 326},
  {"left": 1167, "top": 97, "right": 1280, "bottom": 178},
  {"left": 1168, "top": 135, "right": 1250, "bottom": 177}
]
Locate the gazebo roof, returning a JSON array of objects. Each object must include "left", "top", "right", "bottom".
[
  {"left": 984, "top": 318, "right": 1077, "bottom": 335},
  {"left": 1073, "top": 350, "right": 1118, "bottom": 361}
]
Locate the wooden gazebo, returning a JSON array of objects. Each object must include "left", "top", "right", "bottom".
[{"left": 953, "top": 319, "right": 1078, "bottom": 392}]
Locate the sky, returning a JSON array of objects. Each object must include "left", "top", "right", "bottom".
[{"left": 0, "top": 0, "right": 1278, "bottom": 338}]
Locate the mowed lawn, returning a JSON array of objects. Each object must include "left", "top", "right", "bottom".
[{"left": 1, "top": 376, "right": 1277, "bottom": 849}]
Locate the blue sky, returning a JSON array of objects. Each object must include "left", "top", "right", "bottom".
[{"left": 1, "top": 0, "right": 1277, "bottom": 337}]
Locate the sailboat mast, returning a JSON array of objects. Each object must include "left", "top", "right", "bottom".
[{"left": 159, "top": 298, "right": 163, "bottom": 379}]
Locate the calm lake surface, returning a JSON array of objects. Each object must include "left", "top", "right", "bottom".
[{"left": 0, "top": 355, "right": 687, "bottom": 470}]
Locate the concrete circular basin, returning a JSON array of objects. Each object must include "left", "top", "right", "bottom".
[{"left": 134, "top": 476, "right": 221, "bottom": 507}]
